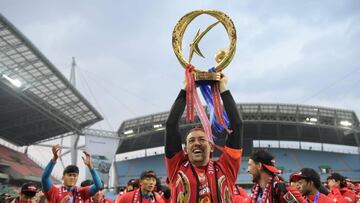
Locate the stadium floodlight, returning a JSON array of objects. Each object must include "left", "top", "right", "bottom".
[
  {"left": 124, "top": 129, "right": 134, "bottom": 135},
  {"left": 340, "top": 120, "right": 352, "bottom": 127},
  {"left": 2, "top": 74, "right": 22, "bottom": 88},
  {"left": 155, "top": 127, "right": 165, "bottom": 131},
  {"left": 153, "top": 124, "right": 162, "bottom": 128},
  {"left": 305, "top": 117, "right": 317, "bottom": 122}
]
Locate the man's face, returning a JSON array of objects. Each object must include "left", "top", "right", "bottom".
[
  {"left": 327, "top": 179, "right": 340, "bottom": 189},
  {"left": 185, "top": 130, "right": 213, "bottom": 166},
  {"left": 247, "top": 159, "right": 261, "bottom": 183},
  {"left": 295, "top": 179, "right": 312, "bottom": 195},
  {"left": 346, "top": 181, "right": 354, "bottom": 188},
  {"left": 140, "top": 177, "right": 156, "bottom": 193},
  {"left": 63, "top": 173, "right": 79, "bottom": 187},
  {"left": 19, "top": 192, "right": 36, "bottom": 202}
]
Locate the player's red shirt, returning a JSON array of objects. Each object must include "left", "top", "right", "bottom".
[
  {"left": 328, "top": 187, "right": 356, "bottom": 203},
  {"left": 85, "top": 197, "right": 114, "bottom": 203},
  {"left": 44, "top": 185, "right": 91, "bottom": 203},
  {"left": 119, "top": 189, "right": 164, "bottom": 203},
  {"left": 166, "top": 147, "right": 242, "bottom": 203}
]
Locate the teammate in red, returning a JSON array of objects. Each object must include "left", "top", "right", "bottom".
[
  {"left": 327, "top": 173, "right": 356, "bottom": 203},
  {"left": 290, "top": 168, "right": 333, "bottom": 202},
  {"left": 247, "top": 150, "right": 305, "bottom": 203},
  {"left": 116, "top": 179, "right": 138, "bottom": 203},
  {"left": 119, "top": 170, "right": 164, "bottom": 203},
  {"left": 165, "top": 76, "right": 243, "bottom": 203},
  {"left": 41, "top": 144, "right": 102, "bottom": 203},
  {"left": 80, "top": 180, "right": 114, "bottom": 203},
  {"left": 344, "top": 179, "right": 360, "bottom": 203},
  {"left": 11, "top": 182, "right": 39, "bottom": 203}
]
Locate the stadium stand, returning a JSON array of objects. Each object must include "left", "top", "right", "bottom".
[
  {"left": 0, "top": 144, "right": 60, "bottom": 185},
  {"left": 115, "top": 102, "right": 360, "bottom": 189},
  {"left": 116, "top": 148, "right": 360, "bottom": 186}
]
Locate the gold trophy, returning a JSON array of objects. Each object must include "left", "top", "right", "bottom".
[{"left": 172, "top": 10, "right": 237, "bottom": 81}]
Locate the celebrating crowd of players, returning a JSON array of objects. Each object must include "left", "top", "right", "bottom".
[{"left": 1, "top": 76, "right": 360, "bottom": 203}]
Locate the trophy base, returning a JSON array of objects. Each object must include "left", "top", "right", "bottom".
[{"left": 195, "top": 72, "right": 221, "bottom": 81}]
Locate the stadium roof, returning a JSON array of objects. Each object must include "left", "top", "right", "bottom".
[
  {"left": 0, "top": 14, "right": 103, "bottom": 145},
  {"left": 117, "top": 103, "right": 360, "bottom": 154}
]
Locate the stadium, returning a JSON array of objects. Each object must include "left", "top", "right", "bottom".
[{"left": 114, "top": 104, "right": 360, "bottom": 189}]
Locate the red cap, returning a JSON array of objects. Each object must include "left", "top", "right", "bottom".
[
  {"left": 21, "top": 182, "right": 37, "bottom": 193},
  {"left": 289, "top": 171, "right": 305, "bottom": 182},
  {"left": 250, "top": 150, "right": 281, "bottom": 174},
  {"left": 262, "top": 161, "right": 281, "bottom": 174}
]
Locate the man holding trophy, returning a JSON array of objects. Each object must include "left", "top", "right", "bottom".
[
  {"left": 165, "top": 10, "right": 308, "bottom": 203},
  {"left": 165, "top": 10, "right": 243, "bottom": 203}
]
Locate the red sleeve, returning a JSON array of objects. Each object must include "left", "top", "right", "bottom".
[
  {"left": 328, "top": 187, "right": 348, "bottom": 203},
  {"left": 117, "top": 195, "right": 123, "bottom": 203},
  {"left": 78, "top": 186, "right": 91, "bottom": 201},
  {"left": 283, "top": 186, "right": 306, "bottom": 203},
  {"left": 239, "top": 187, "right": 249, "bottom": 198},
  {"left": 116, "top": 194, "right": 123, "bottom": 203},
  {"left": 44, "top": 185, "right": 58, "bottom": 202},
  {"left": 165, "top": 150, "right": 186, "bottom": 183},
  {"left": 342, "top": 189, "right": 356, "bottom": 203},
  {"left": 217, "top": 147, "right": 242, "bottom": 185},
  {"left": 318, "top": 194, "right": 335, "bottom": 203}
]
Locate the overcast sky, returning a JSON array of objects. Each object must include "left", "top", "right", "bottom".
[{"left": 1, "top": 1, "right": 359, "bottom": 131}]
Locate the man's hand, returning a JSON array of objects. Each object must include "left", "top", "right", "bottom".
[
  {"left": 82, "top": 151, "right": 93, "bottom": 169},
  {"left": 219, "top": 74, "right": 228, "bottom": 93},
  {"left": 52, "top": 144, "right": 61, "bottom": 162}
]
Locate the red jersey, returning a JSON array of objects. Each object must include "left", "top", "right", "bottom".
[
  {"left": 305, "top": 192, "right": 332, "bottom": 203},
  {"left": 166, "top": 147, "right": 242, "bottom": 203},
  {"left": 119, "top": 189, "right": 164, "bottom": 203},
  {"left": 86, "top": 198, "right": 114, "bottom": 203},
  {"left": 328, "top": 187, "right": 356, "bottom": 203},
  {"left": 44, "top": 185, "right": 91, "bottom": 203}
]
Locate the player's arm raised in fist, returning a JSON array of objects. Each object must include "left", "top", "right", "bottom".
[
  {"left": 52, "top": 144, "right": 61, "bottom": 162},
  {"left": 82, "top": 151, "right": 94, "bottom": 169}
]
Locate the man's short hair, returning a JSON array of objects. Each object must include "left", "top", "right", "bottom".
[
  {"left": 80, "top": 179, "right": 104, "bottom": 189},
  {"left": 140, "top": 170, "right": 157, "bottom": 180},
  {"left": 63, "top": 165, "right": 79, "bottom": 175},
  {"left": 327, "top": 173, "right": 346, "bottom": 188},
  {"left": 133, "top": 179, "right": 139, "bottom": 189},
  {"left": 80, "top": 179, "right": 93, "bottom": 187},
  {"left": 185, "top": 127, "right": 206, "bottom": 144},
  {"left": 127, "top": 179, "right": 136, "bottom": 186}
]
